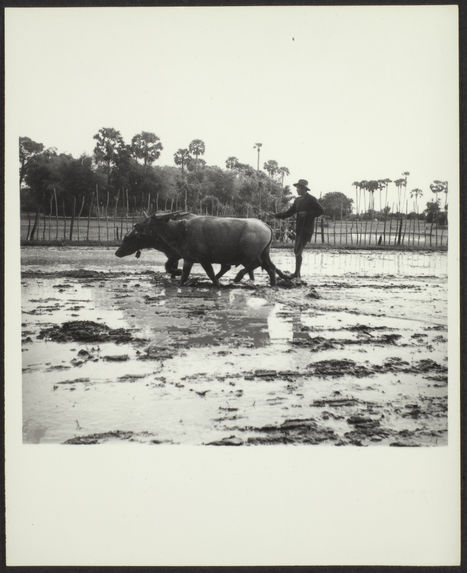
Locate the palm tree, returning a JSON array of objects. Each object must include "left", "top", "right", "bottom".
[
  {"left": 382, "top": 178, "right": 392, "bottom": 211},
  {"left": 130, "top": 131, "right": 163, "bottom": 168},
  {"left": 377, "top": 180, "right": 385, "bottom": 213},
  {"left": 366, "top": 180, "right": 379, "bottom": 212},
  {"left": 263, "top": 160, "right": 279, "bottom": 179},
  {"left": 402, "top": 171, "right": 410, "bottom": 213},
  {"left": 359, "top": 180, "right": 369, "bottom": 213},
  {"left": 278, "top": 166, "right": 290, "bottom": 187},
  {"left": 394, "top": 178, "right": 405, "bottom": 213},
  {"left": 188, "top": 139, "right": 205, "bottom": 172},
  {"left": 225, "top": 156, "right": 239, "bottom": 170},
  {"left": 410, "top": 188, "right": 423, "bottom": 213},
  {"left": 352, "top": 181, "right": 360, "bottom": 214},
  {"left": 174, "top": 148, "right": 191, "bottom": 175},
  {"left": 253, "top": 143, "right": 262, "bottom": 171},
  {"left": 430, "top": 181, "right": 443, "bottom": 205}
]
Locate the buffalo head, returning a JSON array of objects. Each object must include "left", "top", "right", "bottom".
[
  {"left": 115, "top": 219, "right": 154, "bottom": 258},
  {"left": 115, "top": 211, "right": 193, "bottom": 258}
]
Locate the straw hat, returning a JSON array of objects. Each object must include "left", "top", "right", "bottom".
[{"left": 293, "top": 179, "right": 310, "bottom": 190}]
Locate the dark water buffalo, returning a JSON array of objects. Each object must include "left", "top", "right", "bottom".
[
  {"left": 115, "top": 212, "right": 256, "bottom": 281},
  {"left": 144, "top": 212, "right": 285, "bottom": 286},
  {"left": 115, "top": 212, "right": 194, "bottom": 276}
]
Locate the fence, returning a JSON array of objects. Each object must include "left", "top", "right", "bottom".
[{"left": 21, "top": 212, "right": 448, "bottom": 249}]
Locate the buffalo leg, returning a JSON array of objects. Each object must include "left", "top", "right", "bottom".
[
  {"left": 201, "top": 262, "right": 220, "bottom": 287},
  {"left": 261, "top": 249, "right": 287, "bottom": 281},
  {"left": 234, "top": 263, "right": 260, "bottom": 283},
  {"left": 233, "top": 268, "right": 256, "bottom": 282},
  {"left": 180, "top": 260, "right": 193, "bottom": 285},
  {"left": 215, "top": 264, "right": 231, "bottom": 280},
  {"left": 165, "top": 257, "right": 181, "bottom": 277},
  {"left": 216, "top": 264, "right": 255, "bottom": 282},
  {"left": 260, "top": 250, "right": 278, "bottom": 286},
  {"left": 273, "top": 265, "right": 287, "bottom": 280}
]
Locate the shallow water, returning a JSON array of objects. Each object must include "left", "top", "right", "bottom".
[{"left": 21, "top": 247, "right": 448, "bottom": 445}]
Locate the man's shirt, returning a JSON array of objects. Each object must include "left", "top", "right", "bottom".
[{"left": 275, "top": 193, "right": 324, "bottom": 236}]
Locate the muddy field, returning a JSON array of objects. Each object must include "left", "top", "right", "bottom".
[{"left": 21, "top": 246, "right": 448, "bottom": 446}]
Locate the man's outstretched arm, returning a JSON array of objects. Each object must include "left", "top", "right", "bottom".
[{"left": 273, "top": 200, "right": 297, "bottom": 219}]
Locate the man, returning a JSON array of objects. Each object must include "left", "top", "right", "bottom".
[{"left": 273, "top": 178, "right": 323, "bottom": 279}]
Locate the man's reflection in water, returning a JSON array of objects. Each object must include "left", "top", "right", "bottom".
[{"left": 291, "top": 312, "right": 311, "bottom": 345}]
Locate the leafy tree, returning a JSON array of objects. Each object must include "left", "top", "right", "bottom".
[
  {"left": 187, "top": 157, "right": 206, "bottom": 173},
  {"left": 234, "top": 162, "right": 256, "bottom": 177},
  {"left": 199, "top": 166, "right": 236, "bottom": 206},
  {"left": 23, "top": 150, "right": 62, "bottom": 238},
  {"left": 57, "top": 154, "right": 101, "bottom": 215},
  {"left": 19, "top": 136, "right": 45, "bottom": 186},
  {"left": 320, "top": 191, "right": 353, "bottom": 220},
  {"left": 130, "top": 131, "right": 163, "bottom": 167},
  {"left": 188, "top": 139, "right": 205, "bottom": 172},
  {"left": 109, "top": 144, "right": 134, "bottom": 194},
  {"left": 424, "top": 199, "right": 446, "bottom": 223},
  {"left": 93, "top": 127, "right": 126, "bottom": 184},
  {"left": 225, "top": 156, "right": 239, "bottom": 170}
]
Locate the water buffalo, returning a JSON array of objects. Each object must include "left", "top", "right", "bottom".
[
  {"left": 115, "top": 212, "right": 194, "bottom": 276},
  {"left": 115, "top": 212, "right": 255, "bottom": 281},
  {"left": 145, "top": 212, "right": 285, "bottom": 286}
]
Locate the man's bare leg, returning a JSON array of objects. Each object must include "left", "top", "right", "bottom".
[{"left": 289, "top": 236, "right": 306, "bottom": 279}]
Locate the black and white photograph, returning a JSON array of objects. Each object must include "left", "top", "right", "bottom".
[{"left": 5, "top": 3, "right": 461, "bottom": 567}]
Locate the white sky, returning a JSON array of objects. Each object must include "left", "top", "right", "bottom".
[{"left": 6, "top": 5, "right": 459, "bottom": 209}]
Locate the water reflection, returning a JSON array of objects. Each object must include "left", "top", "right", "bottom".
[{"left": 90, "top": 279, "right": 287, "bottom": 348}]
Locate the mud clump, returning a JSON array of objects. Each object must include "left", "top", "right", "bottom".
[
  {"left": 103, "top": 354, "right": 129, "bottom": 362},
  {"left": 64, "top": 430, "right": 136, "bottom": 444},
  {"left": 344, "top": 415, "right": 390, "bottom": 443},
  {"left": 312, "top": 397, "right": 363, "bottom": 408},
  {"left": 348, "top": 324, "right": 388, "bottom": 333},
  {"left": 38, "top": 321, "right": 133, "bottom": 343},
  {"left": 206, "top": 435, "right": 244, "bottom": 446},
  {"left": 71, "top": 347, "right": 100, "bottom": 366},
  {"left": 55, "top": 377, "right": 90, "bottom": 386},
  {"left": 380, "top": 357, "right": 410, "bottom": 372},
  {"left": 64, "top": 430, "right": 167, "bottom": 444},
  {"left": 306, "top": 287, "right": 321, "bottom": 299},
  {"left": 374, "top": 333, "right": 401, "bottom": 345},
  {"left": 416, "top": 359, "right": 447, "bottom": 373},
  {"left": 292, "top": 336, "right": 337, "bottom": 351},
  {"left": 308, "top": 359, "right": 374, "bottom": 378},
  {"left": 244, "top": 369, "right": 297, "bottom": 381},
  {"left": 245, "top": 417, "right": 338, "bottom": 445}
]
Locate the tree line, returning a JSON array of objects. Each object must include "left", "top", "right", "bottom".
[
  {"left": 20, "top": 130, "right": 448, "bottom": 236},
  {"left": 351, "top": 173, "right": 448, "bottom": 224}
]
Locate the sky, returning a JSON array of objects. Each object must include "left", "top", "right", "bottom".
[{"left": 6, "top": 5, "right": 459, "bottom": 210}]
